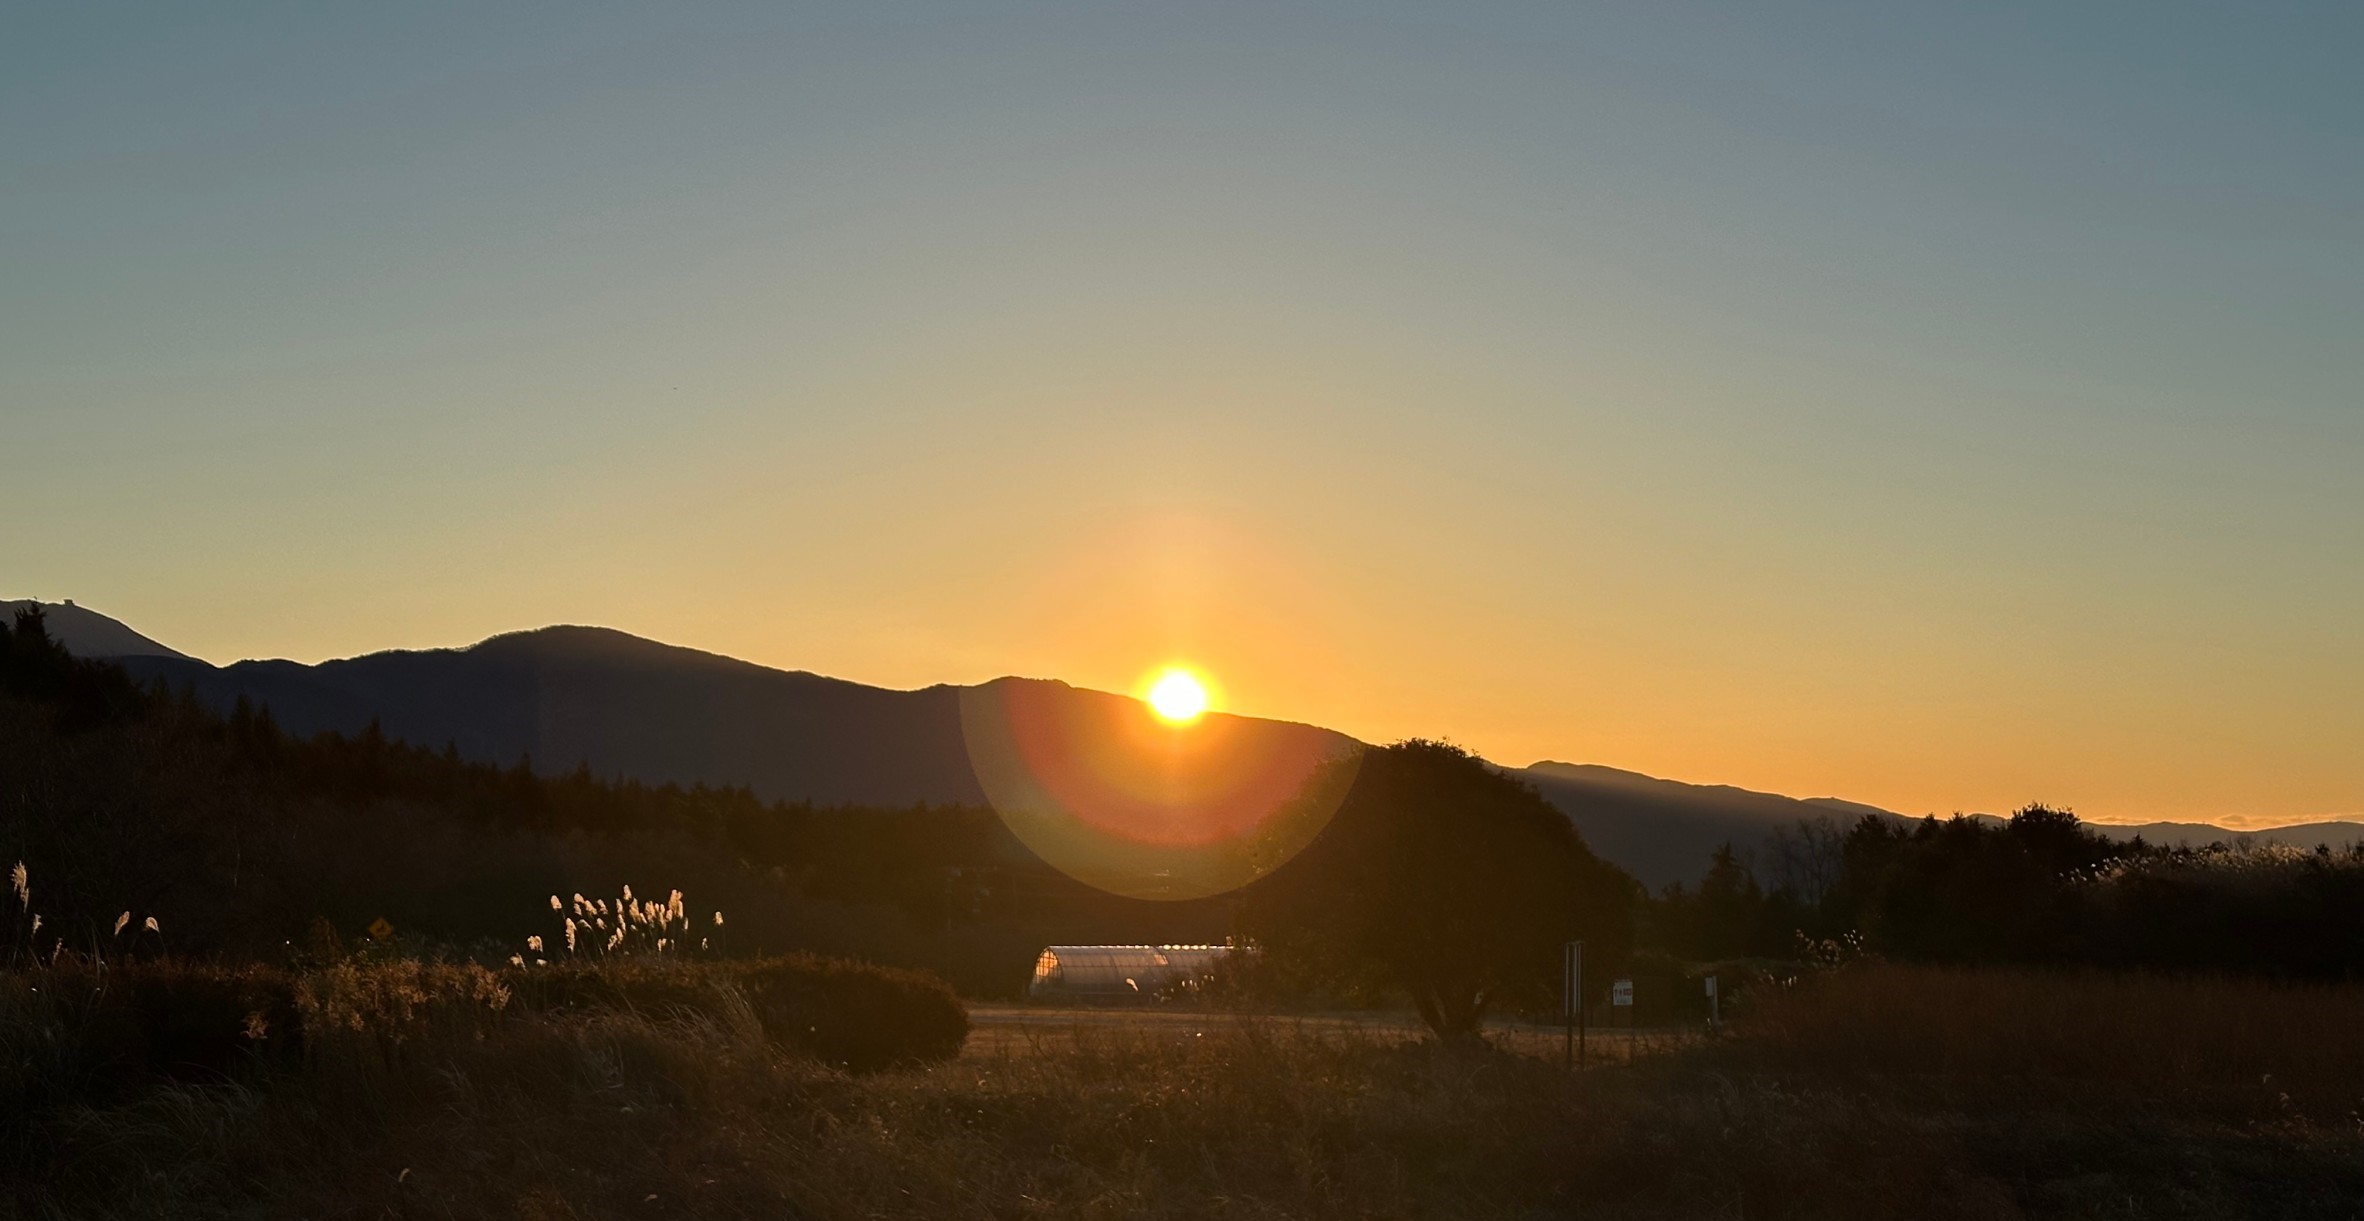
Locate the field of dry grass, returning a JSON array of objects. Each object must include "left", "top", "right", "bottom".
[
  {"left": 961, "top": 1002, "right": 1699, "bottom": 1066},
  {"left": 1737, "top": 963, "right": 2364, "bottom": 1119},
  {"left": 10, "top": 961, "right": 2364, "bottom": 1219}
]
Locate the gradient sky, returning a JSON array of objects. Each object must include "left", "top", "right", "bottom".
[{"left": 6, "top": 4, "right": 2358, "bottom": 826}]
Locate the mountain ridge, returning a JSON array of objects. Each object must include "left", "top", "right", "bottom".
[
  {"left": 109, "top": 619, "right": 1355, "bottom": 815},
  {"left": 17, "top": 600, "right": 2361, "bottom": 888},
  {"left": 3, "top": 598, "right": 189, "bottom": 661}
]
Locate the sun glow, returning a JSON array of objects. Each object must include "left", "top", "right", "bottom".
[{"left": 1145, "top": 667, "right": 1211, "bottom": 725}]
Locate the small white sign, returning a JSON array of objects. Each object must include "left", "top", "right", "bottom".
[{"left": 1611, "top": 978, "right": 1634, "bottom": 1007}]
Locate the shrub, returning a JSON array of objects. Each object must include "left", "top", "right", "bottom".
[
  {"left": 3, "top": 961, "right": 297, "bottom": 1094},
  {"left": 505, "top": 957, "right": 739, "bottom": 1024},
  {"left": 294, "top": 959, "right": 511, "bottom": 1092},
  {"left": 118, "top": 960, "right": 302, "bottom": 1075},
  {"left": 735, "top": 953, "right": 969, "bottom": 1071},
  {"left": 1, "top": 957, "right": 299, "bottom": 1181},
  {"left": 510, "top": 954, "right": 968, "bottom": 1071}
]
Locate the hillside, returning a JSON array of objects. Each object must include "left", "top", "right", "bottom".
[
  {"left": 0, "top": 598, "right": 187, "bottom": 660},
  {"left": 2084, "top": 819, "right": 2364, "bottom": 852},
  {"left": 116, "top": 625, "right": 1358, "bottom": 816},
  {"left": 16, "top": 598, "right": 2349, "bottom": 891},
  {"left": 122, "top": 626, "right": 992, "bottom": 807},
  {"left": 1506, "top": 762, "right": 1903, "bottom": 888}
]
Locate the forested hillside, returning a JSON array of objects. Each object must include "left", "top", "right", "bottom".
[{"left": 0, "top": 606, "right": 1229, "bottom": 996}]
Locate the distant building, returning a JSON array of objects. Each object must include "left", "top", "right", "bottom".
[{"left": 1027, "top": 944, "right": 1244, "bottom": 1002}]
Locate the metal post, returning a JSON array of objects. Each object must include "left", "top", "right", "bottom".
[
  {"left": 1575, "top": 941, "right": 1586, "bottom": 1068},
  {"left": 1562, "top": 941, "right": 1581, "bottom": 1070},
  {"left": 1562, "top": 951, "right": 1571, "bottom": 1070}
]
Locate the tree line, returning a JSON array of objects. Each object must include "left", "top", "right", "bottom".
[
  {"left": 11, "top": 603, "right": 2363, "bottom": 1037},
  {"left": 1648, "top": 804, "right": 2364, "bottom": 979},
  {"left": 0, "top": 605, "right": 1231, "bottom": 993}
]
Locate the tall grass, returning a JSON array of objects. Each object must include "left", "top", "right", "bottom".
[
  {"left": 11, "top": 955, "right": 2364, "bottom": 1218},
  {"left": 1736, "top": 962, "right": 2364, "bottom": 1116},
  {"left": 2, "top": 945, "right": 971, "bottom": 1216},
  {"left": 21, "top": 991, "right": 2364, "bottom": 1220}
]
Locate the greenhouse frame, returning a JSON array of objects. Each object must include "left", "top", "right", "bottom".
[{"left": 1027, "top": 944, "right": 1243, "bottom": 1001}]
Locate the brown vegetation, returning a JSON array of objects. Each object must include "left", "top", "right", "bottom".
[
  {"left": 515, "top": 955, "right": 969, "bottom": 1071},
  {"left": 10, "top": 610, "right": 2364, "bottom": 1216},
  {"left": 1, "top": 951, "right": 970, "bottom": 1217},
  {"left": 8, "top": 960, "right": 2363, "bottom": 1219},
  {"left": 1733, "top": 962, "right": 2364, "bottom": 1119}
]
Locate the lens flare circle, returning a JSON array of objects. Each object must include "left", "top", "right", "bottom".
[
  {"left": 958, "top": 678, "right": 1361, "bottom": 901},
  {"left": 1145, "top": 667, "right": 1210, "bottom": 724}
]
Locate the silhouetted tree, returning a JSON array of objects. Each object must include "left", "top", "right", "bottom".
[
  {"left": 1649, "top": 842, "right": 1777, "bottom": 959},
  {"left": 1239, "top": 740, "right": 1636, "bottom": 1040},
  {"left": 1, "top": 603, "right": 148, "bottom": 730},
  {"left": 1692, "top": 843, "right": 1765, "bottom": 957},
  {"left": 1763, "top": 816, "right": 1847, "bottom": 907}
]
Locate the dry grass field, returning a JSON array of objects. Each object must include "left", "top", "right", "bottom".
[
  {"left": 8, "top": 961, "right": 2364, "bottom": 1220},
  {"left": 962, "top": 1002, "right": 1695, "bottom": 1064},
  {"left": 1739, "top": 963, "right": 2364, "bottom": 1117}
]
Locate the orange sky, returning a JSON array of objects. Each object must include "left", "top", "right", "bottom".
[
  {"left": 7, "top": 7, "right": 2358, "bottom": 829},
  {"left": 42, "top": 482, "right": 2359, "bottom": 830}
]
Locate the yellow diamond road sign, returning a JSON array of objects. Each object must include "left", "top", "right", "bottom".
[{"left": 368, "top": 917, "right": 394, "bottom": 941}]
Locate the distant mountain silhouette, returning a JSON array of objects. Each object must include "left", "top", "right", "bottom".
[
  {"left": 40, "top": 601, "right": 2354, "bottom": 890},
  {"left": 2078, "top": 819, "right": 2364, "bottom": 852},
  {"left": 1510, "top": 764, "right": 2364, "bottom": 885},
  {"left": 2, "top": 599, "right": 188, "bottom": 660},
  {"left": 102, "top": 627, "right": 1917, "bottom": 886},
  {"left": 1505, "top": 762, "right": 1908, "bottom": 888},
  {"left": 116, "top": 625, "right": 1356, "bottom": 813}
]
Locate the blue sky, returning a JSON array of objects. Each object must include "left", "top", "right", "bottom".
[{"left": 6, "top": 3, "right": 2359, "bottom": 822}]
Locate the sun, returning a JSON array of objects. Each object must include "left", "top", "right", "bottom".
[{"left": 1144, "top": 667, "right": 1211, "bottom": 725}]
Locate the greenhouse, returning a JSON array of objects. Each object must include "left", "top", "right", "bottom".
[{"left": 1027, "top": 944, "right": 1242, "bottom": 1001}]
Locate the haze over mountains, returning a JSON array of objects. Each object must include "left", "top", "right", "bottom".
[{"left": 16, "top": 599, "right": 2359, "bottom": 888}]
